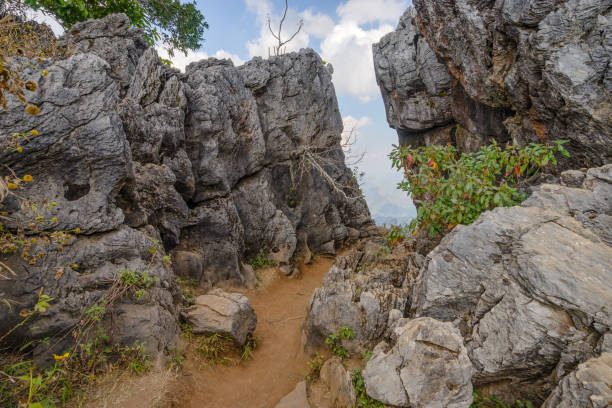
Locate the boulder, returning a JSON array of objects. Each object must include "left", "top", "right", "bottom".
[
  {"left": 275, "top": 381, "right": 310, "bottom": 408},
  {"left": 319, "top": 357, "right": 356, "bottom": 408},
  {"left": 542, "top": 353, "right": 612, "bottom": 408},
  {"left": 411, "top": 165, "right": 612, "bottom": 402},
  {"left": 304, "top": 246, "right": 420, "bottom": 350},
  {"left": 363, "top": 317, "right": 473, "bottom": 408},
  {"left": 180, "top": 289, "right": 257, "bottom": 345}
]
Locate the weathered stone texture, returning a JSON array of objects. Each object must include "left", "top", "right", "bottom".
[{"left": 0, "top": 13, "right": 373, "bottom": 360}]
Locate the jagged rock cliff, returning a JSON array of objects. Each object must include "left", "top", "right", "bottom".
[
  {"left": 374, "top": 2, "right": 611, "bottom": 168},
  {"left": 305, "top": 165, "right": 612, "bottom": 406},
  {"left": 0, "top": 14, "right": 374, "bottom": 359},
  {"left": 303, "top": 3, "right": 611, "bottom": 405}
]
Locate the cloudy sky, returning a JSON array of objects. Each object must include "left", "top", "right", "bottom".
[{"left": 33, "top": 0, "right": 416, "bottom": 225}]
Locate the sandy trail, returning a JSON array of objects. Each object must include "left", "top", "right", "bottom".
[{"left": 170, "top": 257, "right": 333, "bottom": 408}]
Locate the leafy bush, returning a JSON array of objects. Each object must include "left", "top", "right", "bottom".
[
  {"left": 390, "top": 140, "right": 569, "bottom": 236},
  {"left": 5, "top": 0, "right": 208, "bottom": 55}
]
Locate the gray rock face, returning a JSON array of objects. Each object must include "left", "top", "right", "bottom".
[
  {"left": 304, "top": 245, "right": 419, "bottom": 350},
  {"left": 372, "top": 8, "right": 453, "bottom": 138},
  {"left": 319, "top": 357, "right": 356, "bottom": 408},
  {"left": 363, "top": 317, "right": 473, "bottom": 408},
  {"left": 0, "top": 13, "right": 373, "bottom": 360},
  {"left": 542, "top": 353, "right": 612, "bottom": 408},
  {"left": 375, "top": 2, "right": 612, "bottom": 167},
  {"left": 411, "top": 164, "right": 612, "bottom": 403},
  {"left": 180, "top": 289, "right": 257, "bottom": 345}
]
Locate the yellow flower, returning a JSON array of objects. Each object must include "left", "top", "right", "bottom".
[
  {"left": 7, "top": 183, "right": 17, "bottom": 190},
  {"left": 23, "top": 174, "right": 33, "bottom": 182},
  {"left": 31, "top": 238, "right": 37, "bottom": 244},
  {"left": 30, "top": 129, "right": 39, "bottom": 136},
  {"left": 71, "top": 263, "right": 79, "bottom": 269},
  {"left": 25, "top": 80, "right": 38, "bottom": 92},
  {"left": 75, "top": 227, "right": 81, "bottom": 234},
  {"left": 57, "top": 246, "right": 63, "bottom": 252},
  {"left": 52, "top": 217, "right": 58, "bottom": 223},
  {"left": 16, "top": 147, "right": 23, "bottom": 153},
  {"left": 42, "top": 70, "right": 48, "bottom": 77},
  {"left": 26, "top": 105, "right": 40, "bottom": 115},
  {"left": 53, "top": 352, "right": 70, "bottom": 361}
]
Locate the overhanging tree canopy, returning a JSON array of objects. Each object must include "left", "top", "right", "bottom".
[{"left": 2, "top": 0, "right": 208, "bottom": 55}]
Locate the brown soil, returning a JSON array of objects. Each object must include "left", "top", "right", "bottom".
[
  {"left": 79, "top": 256, "right": 334, "bottom": 408},
  {"left": 166, "top": 256, "right": 334, "bottom": 408}
]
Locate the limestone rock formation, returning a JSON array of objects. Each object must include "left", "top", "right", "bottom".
[
  {"left": 542, "top": 353, "right": 612, "bottom": 408},
  {"left": 374, "top": 2, "right": 612, "bottom": 168},
  {"left": 304, "top": 243, "right": 421, "bottom": 350},
  {"left": 319, "top": 357, "right": 356, "bottom": 408},
  {"left": 306, "top": 166, "right": 610, "bottom": 404},
  {"left": 0, "top": 14, "right": 373, "bottom": 359},
  {"left": 363, "top": 317, "right": 473, "bottom": 408},
  {"left": 180, "top": 289, "right": 257, "bottom": 345},
  {"left": 372, "top": 8, "right": 455, "bottom": 148},
  {"left": 412, "top": 165, "right": 612, "bottom": 403}
]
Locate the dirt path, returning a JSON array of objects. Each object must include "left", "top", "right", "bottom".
[{"left": 169, "top": 256, "right": 333, "bottom": 408}]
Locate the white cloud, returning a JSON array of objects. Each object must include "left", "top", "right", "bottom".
[
  {"left": 301, "top": 9, "right": 335, "bottom": 39},
  {"left": 25, "top": 9, "right": 64, "bottom": 36},
  {"left": 244, "top": 0, "right": 406, "bottom": 102},
  {"left": 336, "top": 0, "right": 408, "bottom": 25},
  {"left": 343, "top": 115, "right": 372, "bottom": 134},
  {"left": 321, "top": 21, "right": 395, "bottom": 102},
  {"left": 157, "top": 48, "right": 245, "bottom": 72}
]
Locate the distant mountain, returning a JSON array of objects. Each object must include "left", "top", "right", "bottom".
[{"left": 362, "top": 184, "right": 415, "bottom": 226}]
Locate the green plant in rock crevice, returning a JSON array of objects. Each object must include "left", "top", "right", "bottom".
[
  {"left": 352, "top": 368, "right": 384, "bottom": 408},
  {"left": 306, "top": 353, "right": 324, "bottom": 383},
  {"left": 470, "top": 390, "right": 534, "bottom": 408},
  {"left": 390, "top": 140, "right": 569, "bottom": 236},
  {"left": 325, "top": 326, "right": 354, "bottom": 359},
  {"left": 247, "top": 249, "right": 276, "bottom": 271}
]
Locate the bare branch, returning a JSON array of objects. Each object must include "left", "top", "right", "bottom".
[{"left": 267, "top": 0, "right": 304, "bottom": 56}]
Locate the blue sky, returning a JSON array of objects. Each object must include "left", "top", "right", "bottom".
[{"left": 33, "top": 0, "right": 417, "bottom": 225}]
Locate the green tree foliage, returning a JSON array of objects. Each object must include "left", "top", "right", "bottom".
[
  {"left": 390, "top": 140, "right": 569, "bottom": 236},
  {"left": 4, "top": 0, "right": 208, "bottom": 55}
]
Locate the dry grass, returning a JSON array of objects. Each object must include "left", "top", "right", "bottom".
[{"left": 73, "top": 365, "right": 180, "bottom": 408}]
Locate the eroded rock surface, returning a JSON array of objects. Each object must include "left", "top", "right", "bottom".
[
  {"left": 542, "top": 353, "right": 612, "bottom": 408},
  {"left": 374, "top": 2, "right": 612, "bottom": 168},
  {"left": 319, "top": 357, "right": 356, "bottom": 408},
  {"left": 275, "top": 381, "right": 311, "bottom": 408},
  {"left": 363, "top": 317, "right": 473, "bottom": 408},
  {"left": 412, "top": 165, "right": 612, "bottom": 403},
  {"left": 304, "top": 242, "right": 421, "bottom": 350},
  {"left": 0, "top": 13, "right": 373, "bottom": 359}
]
